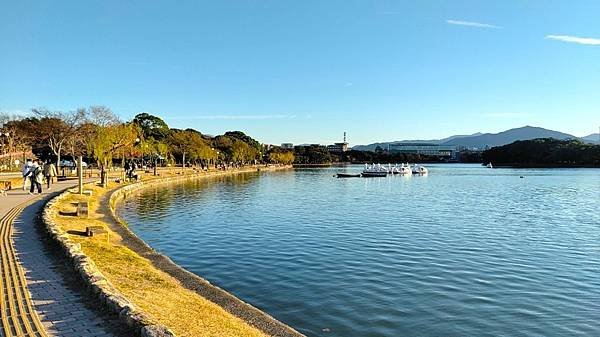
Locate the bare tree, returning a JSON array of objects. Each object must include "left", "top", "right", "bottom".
[
  {"left": 85, "top": 106, "right": 120, "bottom": 127},
  {"left": 0, "top": 113, "right": 37, "bottom": 169},
  {"left": 32, "top": 108, "right": 85, "bottom": 168}
]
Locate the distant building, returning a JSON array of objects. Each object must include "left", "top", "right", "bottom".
[
  {"left": 281, "top": 143, "right": 294, "bottom": 149},
  {"left": 327, "top": 132, "right": 349, "bottom": 153},
  {"left": 389, "top": 143, "right": 457, "bottom": 158},
  {"left": 327, "top": 143, "right": 349, "bottom": 153}
]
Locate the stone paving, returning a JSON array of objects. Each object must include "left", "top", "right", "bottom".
[{"left": 1, "top": 181, "right": 129, "bottom": 337}]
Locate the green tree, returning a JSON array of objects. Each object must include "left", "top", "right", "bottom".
[
  {"left": 231, "top": 139, "right": 257, "bottom": 164},
  {"left": 86, "top": 108, "right": 139, "bottom": 186},
  {"left": 169, "top": 130, "right": 216, "bottom": 168},
  {"left": 482, "top": 138, "right": 600, "bottom": 167},
  {"left": 132, "top": 112, "right": 171, "bottom": 141}
]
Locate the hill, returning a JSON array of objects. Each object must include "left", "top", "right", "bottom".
[
  {"left": 582, "top": 133, "right": 599, "bottom": 144},
  {"left": 353, "top": 126, "right": 587, "bottom": 151},
  {"left": 352, "top": 133, "right": 481, "bottom": 151},
  {"left": 441, "top": 126, "right": 576, "bottom": 149}
]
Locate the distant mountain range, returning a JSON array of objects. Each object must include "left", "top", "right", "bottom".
[
  {"left": 353, "top": 126, "right": 598, "bottom": 151},
  {"left": 581, "top": 133, "right": 599, "bottom": 144}
]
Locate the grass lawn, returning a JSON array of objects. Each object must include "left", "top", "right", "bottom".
[{"left": 51, "top": 177, "right": 267, "bottom": 337}]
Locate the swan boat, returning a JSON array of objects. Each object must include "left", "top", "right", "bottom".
[
  {"left": 362, "top": 163, "right": 388, "bottom": 177},
  {"left": 391, "top": 163, "right": 412, "bottom": 175},
  {"left": 411, "top": 164, "right": 428, "bottom": 175}
]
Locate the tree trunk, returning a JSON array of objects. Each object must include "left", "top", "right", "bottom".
[
  {"left": 56, "top": 144, "right": 62, "bottom": 173},
  {"left": 182, "top": 152, "right": 186, "bottom": 173},
  {"left": 101, "top": 158, "right": 107, "bottom": 187}
]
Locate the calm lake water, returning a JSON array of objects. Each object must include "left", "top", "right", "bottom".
[{"left": 119, "top": 164, "right": 600, "bottom": 336}]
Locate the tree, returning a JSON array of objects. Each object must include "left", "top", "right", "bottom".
[
  {"left": 32, "top": 108, "right": 85, "bottom": 168},
  {"left": 64, "top": 121, "right": 97, "bottom": 160},
  {"left": 224, "top": 131, "right": 261, "bottom": 151},
  {"left": 213, "top": 135, "right": 234, "bottom": 161},
  {"left": 482, "top": 138, "right": 600, "bottom": 167},
  {"left": 169, "top": 130, "right": 216, "bottom": 168},
  {"left": 0, "top": 117, "right": 37, "bottom": 156},
  {"left": 132, "top": 112, "right": 170, "bottom": 141},
  {"left": 231, "top": 139, "right": 257, "bottom": 164},
  {"left": 85, "top": 108, "right": 139, "bottom": 186},
  {"left": 269, "top": 150, "right": 294, "bottom": 164},
  {"left": 293, "top": 145, "right": 332, "bottom": 164}
]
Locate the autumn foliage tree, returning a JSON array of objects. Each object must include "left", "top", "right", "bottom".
[
  {"left": 32, "top": 108, "right": 85, "bottom": 168},
  {"left": 269, "top": 150, "right": 295, "bottom": 164},
  {"left": 86, "top": 109, "right": 139, "bottom": 186}
]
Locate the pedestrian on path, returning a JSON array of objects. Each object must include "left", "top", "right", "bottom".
[
  {"left": 43, "top": 160, "right": 57, "bottom": 189},
  {"left": 29, "top": 160, "right": 44, "bottom": 195},
  {"left": 22, "top": 159, "right": 33, "bottom": 191}
]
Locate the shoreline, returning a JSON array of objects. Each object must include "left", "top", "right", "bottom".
[
  {"left": 43, "top": 165, "right": 302, "bottom": 337},
  {"left": 107, "top": 165, "right": 303, "bottom": 337}
]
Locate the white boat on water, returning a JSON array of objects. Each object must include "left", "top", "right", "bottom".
[
  {"left": 411, "top": 164, "right": 428, "bottom": 175},
  {"left": 362, "top": 163, "right": 388, "bottom": 177},
  {"left": 391, "top": 163, "right": 412, "bottom": 175},
  {"left": 486, "top": 162, "right": 493, "bottom": 168}
]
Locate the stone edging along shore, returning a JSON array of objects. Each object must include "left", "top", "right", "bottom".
[
  {"left": 43, "top": 166, "right": 305, "bottom": 337},
  {"left": 43, "top": 187, "right": 175, "bottom": 337}
]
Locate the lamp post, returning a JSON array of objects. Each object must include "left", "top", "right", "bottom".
[{"left": 78, "top": 155, "right": 83, "bottom": 194}]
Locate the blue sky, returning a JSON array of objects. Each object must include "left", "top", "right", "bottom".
[{"left": 1, "top": 1, "right": 599, "bottom": 146}]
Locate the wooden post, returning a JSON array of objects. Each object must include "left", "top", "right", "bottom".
[{"left": 78, "top": 156, "right": 83, "bottom": 194}]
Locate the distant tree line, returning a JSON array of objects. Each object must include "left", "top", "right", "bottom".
[
  {"left": 339, "top": 150, "right": 447, "bottom": 164},
  {"left": 291, "top": 146, "right": 457, "bottom": 165},
  {"left": 482, "top": 138, "right": 600, "bottom": 167}
]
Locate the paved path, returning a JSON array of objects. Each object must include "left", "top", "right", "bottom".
[{"left": 1, "top": 181, "right": 127, "bottom": 337}]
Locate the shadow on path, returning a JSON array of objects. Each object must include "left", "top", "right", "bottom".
[{"left": 12, "top": 198, "right": 132, "bottom": 337}]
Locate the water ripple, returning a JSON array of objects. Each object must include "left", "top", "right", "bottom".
[{"left": 119, "top": 165, "right": 600, "bottom": 337}]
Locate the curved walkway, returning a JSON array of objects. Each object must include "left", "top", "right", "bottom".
[{"left": 1, "top": 181, "right": 127, "bottom": 337}]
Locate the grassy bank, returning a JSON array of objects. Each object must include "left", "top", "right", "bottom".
[{"left": 49, "top": 167, "right": 288, "bottom": 337}]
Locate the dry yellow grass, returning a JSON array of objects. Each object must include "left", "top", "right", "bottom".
[{"left": 52, "top": 179, "right": 267, "bottom": 337}]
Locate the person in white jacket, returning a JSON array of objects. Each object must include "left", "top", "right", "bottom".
[{"left": 21, "top": 159, "right": 33, "bottom": 191}]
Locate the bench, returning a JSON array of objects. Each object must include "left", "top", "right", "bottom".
[
  {"left": 85, "top": 226, "right": 110, "bottom": 243},
  {"left": 77, "top": 201, "right": 89, "bottom": 218}
]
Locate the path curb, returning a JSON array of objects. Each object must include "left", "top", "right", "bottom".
[{"left": 42, "top": 189, "right": 176, "bottom": 337}]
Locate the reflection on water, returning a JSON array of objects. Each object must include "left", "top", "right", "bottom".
[{"left": 119, "top": 164, "right": 600, "bottom": 337}]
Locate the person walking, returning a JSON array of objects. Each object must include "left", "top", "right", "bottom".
[
  {"left": 44, "top": 159, "right": 57, "bottom": 189},
  {"left": 21, "top": 159, "right": 33, "bottom": 190},
  {"left": 29, "top": 160, "right": 43, "bottom": 195},
  {"left": 124, "top": 160, "right": 130, "bottom": 180}
]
